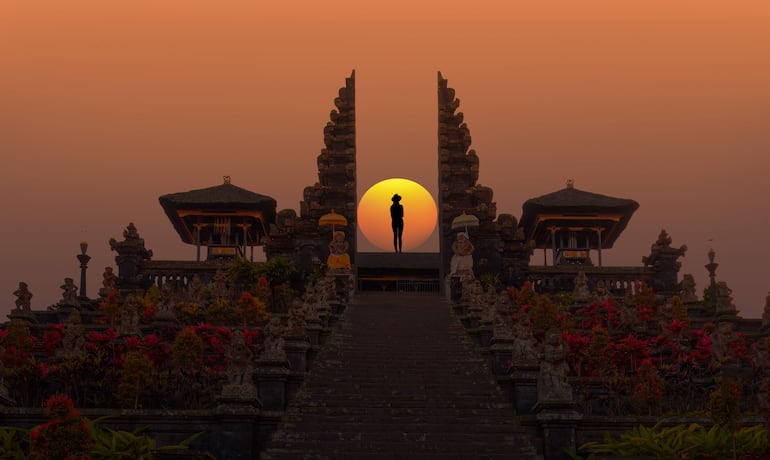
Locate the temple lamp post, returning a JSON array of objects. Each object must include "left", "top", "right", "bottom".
[
  {"left": 705, "top": 248, "right": 718, "bottom": 310},
  {"left": 77, "top": 241, "right": 91, "bottom": 299}
]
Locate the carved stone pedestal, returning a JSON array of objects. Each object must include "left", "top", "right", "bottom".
[
  {"left": 509, "top": 364, "right": 539, "bottom": 415},
  {"left": 306, "top": 320, "right": 322, "bottom": 346},
  {"left": 218, "top": 383, "right": 260, "bottom": 408},
  {"left": 534, "top": 402, "right": 582, "bottom": 460},
  {"left": 489, "top": 336, "right": 514, "bottom": 375},
  {"left": 284, "top": 335, "right": 311, "bottom": 373},
  {"left": 255, "top": 358, "right": 291, "bottom": 411}
]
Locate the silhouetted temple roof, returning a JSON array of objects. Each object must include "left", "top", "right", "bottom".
[
  {"left": 159, "top": 179, "right": 277, "bottom": 245},
  {"left": 519, "top": 185, "right": 639, "bottom": 249}
]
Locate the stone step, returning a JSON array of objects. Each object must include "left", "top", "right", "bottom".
[{"left": 262, "top": 293, "right": 536, "bottom": 458}]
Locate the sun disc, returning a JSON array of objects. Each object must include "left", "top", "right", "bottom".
[{"left": 358, "top": 178, "right": 437, "bottom": 252}]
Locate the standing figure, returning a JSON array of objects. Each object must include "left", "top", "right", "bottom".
[{"left": 390, "top": 194, "right": 404, "bottom": 253}]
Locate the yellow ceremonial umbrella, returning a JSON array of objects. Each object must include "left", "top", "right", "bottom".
[{"left": 319, "top": 209, "right": 348, "bottom": 233}]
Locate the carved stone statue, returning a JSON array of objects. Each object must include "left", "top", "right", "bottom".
[
  {"left": 101, "top": 267, "right": 117, "bottom": 295},
  {"left": 537, "top": 328, "right": 573, "bottom": 403},
  {"left": 220, "top": 330, "right": 258, "bottom": 402},
  {"left": 210, "top": 269, "right": 230, "bottom": 299},
  {"left": 678, "top": 274, "right": 698, "bottom": 303},
  {"left": 710, "top": 322, "right": 737, "bottom": 367},
  {"left": 450, "top": 232, "right": 475, "bottom": 277},
  {"left": 155, "top": 282, "right": 177, "bottom": 322},
  {"left": 187, "top": 274, "right": 205, "bottom": 304},
  {"left": 225, "top": 330, "right": 254, "bottom": 386},
  {"left": 327, "top": 230, "right": 351, "bottom": 271},
  {"left": 714, "top": 281, "right": 737, "bottom": 316},
  {"left": 593, "top": 280, "right": 612, "bottom": 304},
  {"left": 572, "top": 271, "right": 589, "bottom": 302},
  {"left": 288, "top": 299, "right": 307, "bottom": 336},
  {"left": 57, "top": 310, "right": 86, "bottom": 360},
  {"left": 118, "top": 295, "right": 142, "bottom": 336},
  {"left": 261, "top": 317, "right": 287, "bottom": 361},
  {"left": 511, "top": 314, "right": 538, "bottom": 366},
  {"left": 13, "top": 282, "right": 32, "bottom": 311},
  {"left": 60, "top": 278, "right": 79, "bottom": 305}
]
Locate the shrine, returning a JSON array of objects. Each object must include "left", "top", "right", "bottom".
[
  {"left": 519, "top": 180, "right": 639, "bottom": 267},
  {"left": 159, "top": 176, "right": 276, "bottom": 261}
]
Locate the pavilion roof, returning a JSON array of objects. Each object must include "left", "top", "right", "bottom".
[
  {"left": 519, "top": 185, "right": 639, "bottom": 249},
  {"left": 159, "top": 180, "right": 277, "bottom": 245}
]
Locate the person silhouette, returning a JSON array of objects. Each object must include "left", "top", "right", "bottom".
[{"left": 390, "top": 194, "right": 404, "bottom": 253}]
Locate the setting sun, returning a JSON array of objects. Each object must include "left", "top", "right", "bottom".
[{"left": 358, "top": 178, "right": 437, "bottom": 252}]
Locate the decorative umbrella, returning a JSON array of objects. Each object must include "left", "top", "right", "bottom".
[
  {"left": 319, "top": 209, "right": 348, "bottom": 233},
  {"left": 451, "top": 212, "right": 479, "bottom": 234}
]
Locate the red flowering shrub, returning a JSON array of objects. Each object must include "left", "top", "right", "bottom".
[
  {"left": 29, "top": 394, "right": 92, "bottom": 460},
  {"left": 631, "top": 359, "right": 664, "bottom": 415}
]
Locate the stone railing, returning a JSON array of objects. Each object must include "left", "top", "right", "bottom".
[
  {"left": 140, "top": 260, "right": 227, "bottom": 289},
  {"left": 527, "top": 265, "right": 655, "bottom": 296}
]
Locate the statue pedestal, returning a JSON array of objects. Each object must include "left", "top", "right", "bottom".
[
  {"left": 255, "top": 357, "right": 291, "bottom": 411},
  {"left": 218, "top": 383, "right": 260, "bottom": 408},
  {"left": 7, "top": 309, "right": 35, "bottom": 323},
  {"left": 509, "top": 365, "right": 539, "bottom": 415},
  {"left": 489, "top": 336, "right": 514, "bottom": 376},
  {"left": 534, "top": 401, "right": 582, "bottom": 460},
  {"left": 284, "top": 335, "right": 311, "bottom": 373},
  {"left": 306, "top": 319, "right": 322, "bottom": 346}
]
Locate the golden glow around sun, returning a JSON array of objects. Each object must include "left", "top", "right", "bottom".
[{"left": 358, "top": 178, "right": 437, "bottom": 252}]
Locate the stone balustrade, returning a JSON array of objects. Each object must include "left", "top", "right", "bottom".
[{"left": 528, "top": 265, "right": 655, "bottom": 295}]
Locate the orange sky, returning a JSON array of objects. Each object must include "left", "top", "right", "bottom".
[{"left": 1, "top": 1, "right": 768, "bottom": 316}]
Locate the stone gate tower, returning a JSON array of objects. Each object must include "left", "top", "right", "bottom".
[
  {"left": 266, "top": 71, "right": 357, "bottom": 275},
  {"left": 437, "top": 73, "right": 500, "bottom": 283}
]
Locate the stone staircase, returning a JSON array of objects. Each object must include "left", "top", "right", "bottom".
[{"left": 262, "top": 292, "right": 538, "bottom": 459}]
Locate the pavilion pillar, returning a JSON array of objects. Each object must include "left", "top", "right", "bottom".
[
  {"left": 595, "top": 228, "right": 603, "bottom": 267},
  {"left": 194, "top": 224, "right": 203, "bottom": 262}
]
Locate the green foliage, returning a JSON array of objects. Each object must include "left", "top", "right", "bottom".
[
  {"left": 236, "top": 293, "right": 269, "bottom": 326},
  {"left": 709, "top": 377, "right": 742, "bottom": 432},
  {"left": 86, "top": 417, "right": 202, "bottom": 460},
  {"left": 479, "top": 272, "right": 499, "bottom": 290},
  {"left": 117, "top": 351, "right": 155, "bottom": 409},
  {"left": 171, "top": 328, "right": 204, "bottom": 370},
  {"left": 227, "top": 257, "right": 297, "bottom": 293},
  {"left": 0, "top": 426, "right": 27, "bottom": 460},
  {"left": 578, "top": 422, "right": 770, "bottom": 459},
  {"left": 204, "top": 297, "right": 237, "bottom": 326},
  {"left": 528, "top": 294, "right": 561, "bottom": 331}
]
